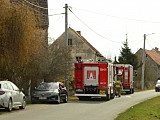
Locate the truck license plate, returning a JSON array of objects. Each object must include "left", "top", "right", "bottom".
[{"left": 100, "top": 90, "right": 105, "bottom": 94}]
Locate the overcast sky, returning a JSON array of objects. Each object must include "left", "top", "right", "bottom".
[{"left": 48, "top": 0, "right": 160, "bottom": 60}]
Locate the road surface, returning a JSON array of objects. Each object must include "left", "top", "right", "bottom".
[{"left": 0, "top": 90, "right": 159, "bottom": 120}]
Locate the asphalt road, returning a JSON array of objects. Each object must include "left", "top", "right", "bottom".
[{"left": 0, "top": 90, "right": 159, "bottom": 120}]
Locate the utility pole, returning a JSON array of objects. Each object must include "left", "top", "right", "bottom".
[
  {"left": 141, "top": 34, "right": 146, "bottom": 90},
  {"left": 64, "top": 4, "right": 69, "bottom": 96},
  {"left": 141, "top": 33, "right": 154, "bottom": 90}
]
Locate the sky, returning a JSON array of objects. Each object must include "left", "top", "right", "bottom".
[{"left": 48, "top": 0, "right": 160, "bottom": 60}]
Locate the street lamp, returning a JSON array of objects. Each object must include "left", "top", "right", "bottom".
[{"left": 141, "top": 33, "right": 155, "bottom": 90}]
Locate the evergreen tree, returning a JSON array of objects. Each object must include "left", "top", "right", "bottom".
[{"left": 116, "top": 34, "right": 138, "bottom": 70}]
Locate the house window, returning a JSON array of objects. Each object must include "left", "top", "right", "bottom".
[
  {"left": 76, "top": 56, "right": 82, "bottom": 61},
  {"left": 68, "top": 39, "right": 72, "bottom": 46}
]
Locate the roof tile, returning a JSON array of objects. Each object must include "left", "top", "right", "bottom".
[{"left": 146, "top": 50, "right": 160, "bottom": 65}]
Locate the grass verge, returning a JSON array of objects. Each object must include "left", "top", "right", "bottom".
[
  {"left": 68, "top": 96, "right": 79, "bottom": 101},
  {"left": 115, "top": 96, "right": 160, "bottom": 120}
]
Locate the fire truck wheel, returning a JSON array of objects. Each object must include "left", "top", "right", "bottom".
[
  {"left": 130, "top": 89, "right": 134, "bottom": 94},
  {"left": 107, "top": 94, "right": 110, "bottom": 101},
  {"left": 130, "top": 89, "right": 132, "bottom": 94},
  {"left": 126, "top": 91, "right": 129, "bottom": 94},
  {"left": 111, "top": 93, "right": 115, "bottom": 99},
  {"left": 78, "top": 97, "right": 84, "bottom": 101},
  {"left": 103, "top": 94, "right": 110, "bottom": 101},
  {"left": 132, "top": 88, "right": 134, "bottom": 94}
]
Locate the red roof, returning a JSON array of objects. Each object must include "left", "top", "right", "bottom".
[{"left": 146, "top": 50, "right": 160, "bottom": 65}]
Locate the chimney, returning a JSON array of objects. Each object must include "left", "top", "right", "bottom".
[
  {"left": 76, "top": 31, "right": 81, "bottom": 35},
  {"left": 155, "top": 47, "right": 159, "bottom": 51}
]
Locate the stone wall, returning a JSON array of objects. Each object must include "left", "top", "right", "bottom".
[{"left": 134, "top": 49, "right": 160, "bottom": 89}]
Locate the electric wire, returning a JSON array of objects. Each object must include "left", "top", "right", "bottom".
[
  {"left": 69, "top": 8, "right": 122, "bottom": 44},
  {"left": 18, "top": 2, "right": 160, "bottom": 52},
  {"left": 146, "top": 40, "right": 153, "bottom": 49},
  {"left": 20, "top": 0, "right": 63, "bottom": 16},
  {"left": 20, "top": 0, "right": 160, "bottom": 25},
  {"left": 130, "top": 39, "right": 143, "bottom": 48},
  {"left": 21, "top": 1, "right": 160, "bottom": 24},
  {"left": 22, "top": 0, "right": 65, "bottom": 17},
  {"left": 147, "top": 35, "right": 160, "bottom": 44},
  {"left": 146, "top": 35, "right": 160, "bottom": 49},
  {"left": 22, "top": 0, "right": 48, "bottom": 10},
  {"left": 72, "top": 7, "right": 160, "bottom": 24},
  {"left": 69, "top": 7, "right": 156, "bottom": 48},
  {"left": 21, "top": 2, "right": 160, "bottom": 51}
]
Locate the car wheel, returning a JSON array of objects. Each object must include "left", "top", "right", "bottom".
[
  {"left": 63, "top": 95, "right": 68, "bottom": 103},
  {"left": 31, "top": 98, "right": 37, "bottom": 104},
  {"left": 57, "top": 95, "right": 61, "bottom": 104},
  {"left": 155, "top": 89, "right": 157, "bottom": 92},
  {"left": 7, "top": 99, "right": 13, "bottom": 112},
  {"left": 19, "top": 98, "right": 26, "bottom": 109}
]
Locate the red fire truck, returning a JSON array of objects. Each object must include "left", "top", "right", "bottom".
[
  {"left": 115, "top": 64, "right": 134, "bottom": 94},
  {"left": 74, "top": 61, "right": 116, "bottom": 100}
]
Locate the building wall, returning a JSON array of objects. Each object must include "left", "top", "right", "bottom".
[
  {"left": 48, "top": 28, "right": 105, "bottom": 83},
  {"left": 68, "top": 29, "right": 100, "bottom": 62},
  {"left": 135, "top": 49, "right": 160, "bottom": 89},
  {"left": 134, "top": 49, "right": 142, "bottom": 88},
  {"left": 51, "top": 28, "right": 103, "bottom": 62},
  {"left": 145, "top": 55, "right": 159, "bottom": 88}
]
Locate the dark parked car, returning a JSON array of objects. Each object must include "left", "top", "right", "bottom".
[
  {"left": 31, "top": 82, "right": 68, "bottom": 104},
  {"left": 0, "top": 81, "right": 26, "bottom": 112},
  {"left": 155, "top": 80, "right": 160, "bottom": 92}
]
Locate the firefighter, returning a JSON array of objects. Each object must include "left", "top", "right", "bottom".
[
  {"left": 115, "top": 76, "right": 122, "bottom": 97},
  {"left": 113, "top": 80, "right": 116, "bottom": 96}
]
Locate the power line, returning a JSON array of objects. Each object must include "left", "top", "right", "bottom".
[
  {"left": 22, "top": 1, "right": 160, "bottom": 23},
  {"left": 69, "top": 8, "right": 121, "bottom": 43},
  {"left": 21, "top": 1, "right": 160, "bottom": 24},
  {"left": 146, "top": 40, "right": 153, "bottom": 49},
  {"left": 130, "top": 38, "right": 143, "bottom": 48},
  {"left": 22, "top": 0, "right": 48, "bottom": 10},
  {"left": 145, "top": 35, "right": 160, "bottom": 49},
  {"left": 49, "top": 13, "right": 64, "bottom": 16},
  {"left": 23, "top": 2, "right": 158, "bottom": 51},
  {"left": 22, "top": 0, "right": 63, "bottom": 15},
  {"left": 72, "top": 7, "right": 160, "bottom": 24},
  {"left": 19, "top": 0, "right": 62, "bottom": 17}
]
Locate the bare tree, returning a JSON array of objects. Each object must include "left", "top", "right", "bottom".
[
  {"left": 0, "top": 1, "right": 49, "bottom": 93},
  {"left": 48, "top": 40, "right": 73, "bottom": 85}
]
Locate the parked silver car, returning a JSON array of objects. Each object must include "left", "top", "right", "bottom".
[{"left": 0, "top": 81, "right": 26, "bottom": 111}]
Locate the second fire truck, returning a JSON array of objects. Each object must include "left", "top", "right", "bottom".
[{"left": 115, "top": 64, "right": 134, "bottom": 94}]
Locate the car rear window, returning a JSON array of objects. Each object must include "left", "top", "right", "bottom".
[{"left": 37, "top": 83, "right": 58, "bottom": 90}]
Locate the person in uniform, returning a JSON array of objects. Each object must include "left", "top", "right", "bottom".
[{"left": 115, "top": 76, "right": 122, "bottom": 97}]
